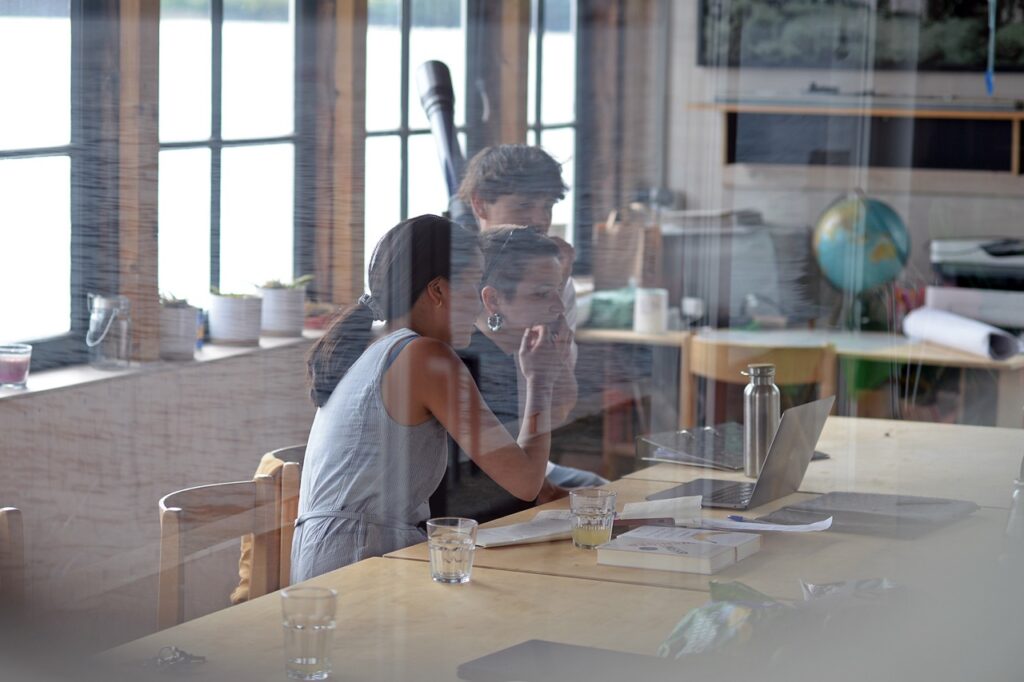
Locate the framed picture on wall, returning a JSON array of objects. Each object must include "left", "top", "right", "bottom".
[{"left": 698, "top": 0, "right": 1024, "bottom": 72}]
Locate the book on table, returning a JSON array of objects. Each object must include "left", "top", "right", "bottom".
[{"left": 596, "top": 526, "right": 761, "bottom": 575}]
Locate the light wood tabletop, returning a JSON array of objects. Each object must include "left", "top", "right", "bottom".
[
  {"left": 386, "top": 477, "right": 1007, "bottom": 600},
  {"left": 626, "top": 417, "right": 1024, "bottom": 509},
  {"left": 100, "top": 557, "right": 704, "bottom": 682}
]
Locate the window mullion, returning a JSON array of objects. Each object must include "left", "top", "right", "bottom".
[
  {"left": 399, "top": 0, "right": 411, "bottom": 221},
  {"left": 210, "top": 0, "right": 224, "bottom": 290}
]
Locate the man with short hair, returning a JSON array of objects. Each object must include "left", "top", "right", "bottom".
[
  {"left": 457, "top": 144, "right": 578, "bottom": 329},
  {"left": 456, "top": 144, "right": 605, "bottom": 494}
]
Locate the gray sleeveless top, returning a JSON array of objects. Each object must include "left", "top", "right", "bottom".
[{"left": 291, "top": 328, "right": 448, "bottom": 582}]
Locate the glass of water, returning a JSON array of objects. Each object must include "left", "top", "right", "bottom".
[
  {"left": 570, "top": 488, "right": 617, "bottom": 549},
  {"left": 281, "top": 586, "right": 337, "bottom": 680},
  {"left": 427, "top": 517, "right": 478, "bottom": 584}
]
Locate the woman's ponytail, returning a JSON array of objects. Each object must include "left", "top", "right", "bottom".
[{"left": 306, "top": 301, "right": 375, "bottom": 407}]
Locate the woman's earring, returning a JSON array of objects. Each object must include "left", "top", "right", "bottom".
[{"left": 486, "top": 312, "right": 504, "bottom": 332}]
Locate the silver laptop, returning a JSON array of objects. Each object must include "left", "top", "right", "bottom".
[{"left": 645, "top": 396, "right": 835, "bottom": 510}]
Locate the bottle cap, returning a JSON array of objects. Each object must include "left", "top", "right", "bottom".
[{"left": 742, "top": 363, "right": 776, "bottom": 377}]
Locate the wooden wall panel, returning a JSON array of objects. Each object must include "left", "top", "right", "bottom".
[
  {"left": 118, "top": 0, "right": 161, "bottom": 361},
  {"left": 329, "top": 0, "right": 368, "bottom": 304}
]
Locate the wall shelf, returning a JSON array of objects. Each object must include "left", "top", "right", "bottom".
[{"left": 693, "top": 99, "right": 1024, "bottom": 176}]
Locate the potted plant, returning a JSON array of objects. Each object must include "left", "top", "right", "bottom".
[
  {"left": 258, "top": 274, "right": 313, "bottom": 338},
  {"left": 208, "top": 288, "right": 262, "bottom": 346},
  {"left": 159, "top": 294, "right": 199, "bottom": 361}
]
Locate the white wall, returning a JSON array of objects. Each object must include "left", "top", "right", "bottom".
[{"left": 667, "top": 0, "right": 1024, "bottom": 279}]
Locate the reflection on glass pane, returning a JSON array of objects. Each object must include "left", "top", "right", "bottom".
[
  {"left": 367, "top": 0, "right": 401, "bottom": 132},
  {"left": 0, "top": 157, "right": 70, "bottom": 343},
  {"left": 220, "top": 144, "right": 294, "bottom": 294},
  {"left": 539, "top": 128, "right": 574, "bottom": 244},
  {"left": 222, "top": 0, "right": 294, "bottom": 139},
  {"left": 158, "top": 148, "right": 211, "bottom": 308},
  {"left": 159, "top": 1, "right": 211, "bottom": 142},
  {"left": 409, "top": 0, "right": 465, "bottom": 131},
  {"left": 540, "top": 0, "right": 575, "bottom": 124},
  {"left": 0, "top": 3, "right": 70, "bottom": 151},
  {"left": 363, "top": 136, "right": 401, "bottom": 284},
  {"left": 408, "top": 133, "right": 451, "bottom": 219},
  {"left": 527, "top": 28, "right": 537, "bottom": 126}
]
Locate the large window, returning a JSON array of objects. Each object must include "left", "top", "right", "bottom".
[
  {"left": 363, "top": 0, "right": 468, "bottom": 272},
  {"left": 0, "top": 1, "right": 72, "bottom": 347},
  {"left": 528, "top": 0, "right": 577, "bottom": 243},
  {"left": 158, "top": 0, "right": 296, "bottom": 308}
]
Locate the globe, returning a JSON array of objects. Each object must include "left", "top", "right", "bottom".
[{"left": 813, "top": 195, "right": 910, "bottom": 294}]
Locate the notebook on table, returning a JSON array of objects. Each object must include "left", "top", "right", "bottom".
[{"left": 645, "top": 396, "right": 834, "bottom": 510}]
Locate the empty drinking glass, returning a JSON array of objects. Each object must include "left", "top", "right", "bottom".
[
  {"left": 427, "top": 517, "right": 478, "bottom": 584},
  {"left": 570, "top": 488, "right": 617, "bottom": 549},
  {"left": 281, "top": 586, "right": 337, "bottom": 681}
]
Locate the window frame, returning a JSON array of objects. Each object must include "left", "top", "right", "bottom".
[
  {"left": 528, "top": 0, "right": 585, "bottom": 269},
  {"left": 0, "top": 0, "right": 117, "bottom": 370},
  {"left": 364, "top": 0, "right": 470, "bottom": 223},
  {"left": 157, "top": 0, "right": 300, "bottom": 293}
]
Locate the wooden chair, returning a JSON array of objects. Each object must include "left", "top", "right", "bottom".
[
  {"left": 680, "top": 335, "right": 837, "bottom": 428},
  {"left": 265, "top": 444, "right": 306, "bottom": 589},
  {"left": 0, "top": 507, "right": 24, "bottom": 609},
  {"left": 158, "top": 475, "right": 277, "bottom": 629}
]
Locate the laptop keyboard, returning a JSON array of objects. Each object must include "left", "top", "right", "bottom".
[{"left": 706, "top": 482, "right": 755, "bottom": 506}]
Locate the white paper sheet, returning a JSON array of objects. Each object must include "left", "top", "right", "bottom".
[
  {"left": 620, "top": 496, "right": 703, "bottom": 525},
  {"left": 903, "top": 307, "right": 1019, "bottom": 360},
  {"left": 475, "top": 510, "right": 573, "bottom": 548},
  {"left": 695, "top": 516, "right": 833, "bottom": 533}
]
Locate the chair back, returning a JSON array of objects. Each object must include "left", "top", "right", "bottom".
[
  {"left": 266, "top": 444, "right": 306, "bottom": 588},
  {"left": 158, "top": 475, "right": 277, "bottom": 629},
  {"left": 681, "top": 335, "right": 837, "bottom": 428},
  {"left": 0, "top": 507, "right": 24, "bottom": 609}
]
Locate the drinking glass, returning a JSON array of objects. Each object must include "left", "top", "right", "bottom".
[
  {"left": 570, "top": 488, "right": 617, "bottom": 549},
  {"left": 281, "top": 586, "right": 337, "bottom": 681},
  {"left": 427, "top": 517, "right": 478, "bottom": 584},
  {"left": 0, "top": 344, "right": 32, "bottom": 389}
]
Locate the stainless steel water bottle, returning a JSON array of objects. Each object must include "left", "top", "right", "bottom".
[{"left": 743, "top": 363, "right": 780, "bottom": 478}]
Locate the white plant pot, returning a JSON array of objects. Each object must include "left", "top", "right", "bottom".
[
  {"left": 258, "top": 286, "right": 306, "bottom": 337},
  {"left": 159, "top": 306, "right": 199, "bottom": 361},
  {"left": 208, "top": 295, "right": 262, "bottom": 345}
]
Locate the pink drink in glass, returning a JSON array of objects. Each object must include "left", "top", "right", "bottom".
[{"left": 0, "top": 345, "right": 32, "bottom": 388}]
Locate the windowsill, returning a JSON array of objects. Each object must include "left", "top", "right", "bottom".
[{"left": 0, "top": 330, "right": 324, "bottom": 402}]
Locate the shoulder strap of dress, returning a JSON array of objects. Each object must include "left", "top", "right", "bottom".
[{"left": 378, "top": 329, "right": 419, "bottom": 374}]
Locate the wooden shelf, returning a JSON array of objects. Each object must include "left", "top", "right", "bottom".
[{"left": 693, "top": 100, "right": 1024, "bottom": 176}]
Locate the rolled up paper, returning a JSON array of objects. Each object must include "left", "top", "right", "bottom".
[{"left": 903, "top": 307, "right": 1019, "bottom": 360}]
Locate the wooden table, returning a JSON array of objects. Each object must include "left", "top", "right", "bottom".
[
  {"left": 101, "top": 557, "right": 706, "bottom": 682},
  {"left": 627, "top": 417, "right": 1024, "bottom": 509},
  {"left": 386, "top": 477, "right": 1007, "bottom": 600},
  {"left": 101, "top": 417, "right": 1019, "bottom": 680}
]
